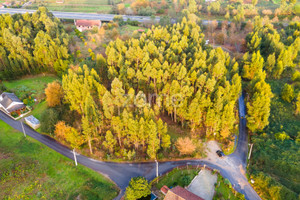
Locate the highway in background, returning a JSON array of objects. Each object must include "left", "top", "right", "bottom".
[{"left": 0, "top": 8, "right": 160, "bottom": 22}]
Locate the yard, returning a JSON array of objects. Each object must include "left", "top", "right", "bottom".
[
  {"left": 3, "top": 74, "right": 57, "bottom": 99},
  {"left": 3, "top": 75, "right": 58, "bottom": 120},
  {"left": 153, "top": 167, "right": 200, "bottom": 190},
  {"left": 0, "top": 120, "right": 119, "bottom": 199}
]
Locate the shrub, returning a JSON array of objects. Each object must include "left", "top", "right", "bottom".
[
  {"left": 125, "top": 177, "right": 151, "bottom": 200},
  {"left": 281, "top": 83, "right": 294, "bottom": 103},
  {"left": 45, "top": 81, "right": 63, "bottom": 107},
  {"left": 175, "top": 137, "right": 196, "bottom": 155},
  {"left": 40, "top": 108, "right": 59, "bottom": 134}
]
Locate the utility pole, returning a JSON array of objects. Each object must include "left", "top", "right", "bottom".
[
  {"left": 248, "top": 143, "right": 254, "bottom": 160},
  {"left": 155, "top": 159, "right": 158, "bottom": 178},
  {"left": 73, "top": 148, "right": 78, "bottom": 166},
  {"left": 21, "top": 121, "right": 26, "bottom": 137}
]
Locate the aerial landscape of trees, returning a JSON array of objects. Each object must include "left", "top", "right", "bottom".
[{"left": 0, "top": 1, "right": 299, "bottom": 199}]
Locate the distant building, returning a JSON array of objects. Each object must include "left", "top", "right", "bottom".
[
  {"left": 2, "top": 2, "right": 12, "bottom": 7},
  {"left": 0, "top": 92, "right": 25, "bottom": 115},
  {"left": 74, "top": 19, "right": 101, "bottom": 32},
  {"left": 137, "top": 29, "right": 145, "bottom": 33},
  {"left": 25, "top": 115, "right": 40, "bottom": 129},
  {"left": 162, "top": 186, "right": 204, "bottom": 200}
]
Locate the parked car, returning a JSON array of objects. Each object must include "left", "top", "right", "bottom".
[{"left": 216, "top": 150, "right": 225, "bottom": 157}]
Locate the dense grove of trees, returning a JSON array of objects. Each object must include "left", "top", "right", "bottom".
[
  {"left": 60, "top": 65, "right": 170, "bottom": 159},
  {"left": 0, "top": 8, "right": 70, "bottom": 80},
  {"left": 105, "top": 18, "right": 242, "bottom": 140},
  {"left": 43, "top": 18, "right": 242, "bottom": 160}
]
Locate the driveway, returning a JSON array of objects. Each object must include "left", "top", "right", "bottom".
[{"left": 187, "top": 169, "right": 217, "bottom": 200}]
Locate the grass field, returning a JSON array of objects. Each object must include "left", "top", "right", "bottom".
[
  {"left": 3, "top": 75, "right": 57, "bottom": 93},
  {"left": 0, "top": 120, "right": 119, "bottom": 199},
  {"left": 27, "top": 0, "right": 119, "bottom": 13}
]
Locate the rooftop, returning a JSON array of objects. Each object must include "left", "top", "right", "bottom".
[
  {"left": 75, "top": 19, "right": 101, "bottom": 27},
  {"left": 164, "top": 186, "right": 204, "bottom": 200}
]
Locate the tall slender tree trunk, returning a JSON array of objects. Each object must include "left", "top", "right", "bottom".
[
  {"left": 88, "top": 137, "right": 93, "bottom": 154},
  {"left": 174, "top": 107, "right": 177, "bottom": 123}
]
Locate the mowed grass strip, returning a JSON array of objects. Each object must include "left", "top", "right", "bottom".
[{"left": 0, "top": 121, "right": 119, "bottom": 199}]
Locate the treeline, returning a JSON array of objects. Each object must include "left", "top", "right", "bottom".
[{"left": 0, "top": 7, "right": 70, "bottom": 80}]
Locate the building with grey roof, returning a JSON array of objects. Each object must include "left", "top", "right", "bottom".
[{"left": 0, "top": 92, "right": 26, "bottom": 115}]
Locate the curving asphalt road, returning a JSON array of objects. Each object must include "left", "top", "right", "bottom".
[
  {"left": 0, "top": 8, "right": 160, "bottom": 22},
  {"left": 0, "top": 94, "right": 261, "bottom": 200}
]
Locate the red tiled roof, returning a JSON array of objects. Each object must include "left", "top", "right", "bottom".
[
  {"left": 3, "top": 2, "right": 12, "bottom": 6},
  {"left": 160, "top": 185, "right": 170, "bottom": 195},
  {"left": 164, "top": 186, "right": 204, "bottom": 200},
  {"left": 75, "top": 20, "right": 101, "bottom": 27}
]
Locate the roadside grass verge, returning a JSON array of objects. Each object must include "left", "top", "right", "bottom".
[
  {"left": 213, "top": 174, "right": 246, "bottom": 200},
  {"left": 0, "top": 120, "right": 119, "bottom": 199}
]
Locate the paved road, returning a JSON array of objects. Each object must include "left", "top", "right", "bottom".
[
  {"left": 0, "top": 8, "right": 160, "bottom": 22},
  {"left": 0, "top": 95, "right": 260, "bottom": 200}
]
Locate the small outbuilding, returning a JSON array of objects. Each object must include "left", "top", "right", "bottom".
[
  {"left": 74, "top": 19, "right": 102, "bottom": 32},
  {"left": 25, "top": 115, "right": 40, "bottom": 129}
]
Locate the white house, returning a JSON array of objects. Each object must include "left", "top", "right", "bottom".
[
  {"left": 0, "top": 92, "right": 26, "bottom": 115},
  {"left": 74, "top": 19, "right": 102, "bottom": 32}
]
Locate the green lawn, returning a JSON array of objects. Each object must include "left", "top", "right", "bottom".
[
  {"left": 0, "top": 120, "right": 119, "bottom": 199},
  {"left": 27, "top": 100, "right": 48, "bottom": 120},
  {"left": 3, "top": 75, "right": 57, "bottom": 97}
]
